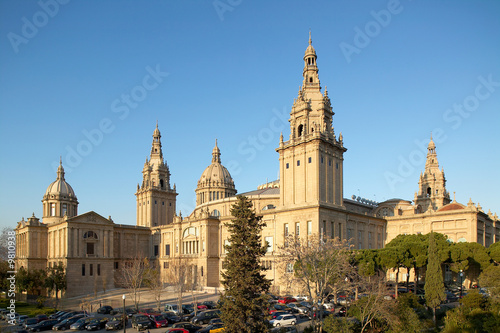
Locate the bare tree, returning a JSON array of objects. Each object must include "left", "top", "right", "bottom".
[
  {"left": 119, "top": 255, "right": 150, "bottom": 310},
  {"left": 348, "top": 275, "right": 396, "bottom": 333},
  {"left": 277, "top": 234, "right": 356, "bottom": 333},
  {"left": 163, "top": 256, "right": 193, "bottom": 314},
  {"left": 146, "top": 265, "right": 164, "bottom": 312}
]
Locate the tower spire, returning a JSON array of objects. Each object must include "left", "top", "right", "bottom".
[
  {"left": 309, "top": 29, "right": 312, "bottom": 45},
  {"left": 212, "top": 139, "right": 221, "bottom": 163}
]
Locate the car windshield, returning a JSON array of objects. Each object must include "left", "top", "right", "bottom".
[
  {"left": 136, "top": 315, "right": 148, "bottom": 321},
  {"left": 153, "top": 315, "right": 164, "bottom": 320}
]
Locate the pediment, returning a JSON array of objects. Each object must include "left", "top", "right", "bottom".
[{"left": 67, "top": 211, "right": 115, "bottom": 225}]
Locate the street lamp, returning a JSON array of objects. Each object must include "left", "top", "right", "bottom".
[
  {"left": 122, "top": 294, "right": 126, "bottom": 333},
  {"left": 459, "top": 270, "right": 464, "bottom": 299}
]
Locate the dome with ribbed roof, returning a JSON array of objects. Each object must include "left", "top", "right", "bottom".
[
  {"left": 45, "top": 162, "right": 77, "bottom": 198},
  {"left": 196, "top": 140, "right": 236, "bottom": 206}
]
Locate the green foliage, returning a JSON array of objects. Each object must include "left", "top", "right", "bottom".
[
  {"left": 44, "top": 262, "right": 66, "bottom": 300},
  {"left": 36, "top": 296, "right": 46, "bottom": 309},
  {"left": 460, "top": 289, "right": 488, "bottom": 310},
  {"left": 323, "top": 316, "right": 358, "bottom": 333},
  {"left": 488, "top": 242, "right": 500, "bottom": 264},
  {"left": 443, "top": 304, "right": 500, "bottom": 332},
  {"left": 220, "top": 195, "right": 271, "bottom": 333},
  {"left": 425, "top": 232, "right": 446, "bottom": 324},
  {"left": 479, "top": 264, "right": 500, "bottom": 302},
  {"left": 355, "top": 249, "right": 379, "bottom": 277}
]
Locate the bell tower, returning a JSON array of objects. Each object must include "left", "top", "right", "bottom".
[
  {"left": 414, "top": 135, "right": 451, "bottom": 212},
  {"left": 276, "top": 34, "right": 346, "bottom": 208},
  {"left": 136, "top": 123, "right": 178, "bottom": 227}
]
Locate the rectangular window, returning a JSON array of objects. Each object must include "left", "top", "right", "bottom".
[
  {"left": 286, "top": 163, "right": 289, "bottom": 169},
  {"left": 322, "top": 221, "right": 326, "bottom": 238},
  {"left": 265, "top": 236, "right": 273, "bottom": 253},
  {"left": 329, "top": 159, "right": 332, "bottom": 166},
  {"left": 286, "top": 263, "right": 294, "bottom": 273},
  {"left": 321, "top": 156, "right": 324, "bottom": 164},
  {"left": 163, "top": 262, "right": 169, "bottom": 269},
  {"left": 62, "top": 204, "right": 67, "bottom": 216},
  {"left": 297, "top": 160, "right": 300, "bottom": 166},
  {"left": 154, "top": 245, "right": 159, "bottom": 257},
  {"left": 331, "top": 221, "right": 334, "bottom": 239},
  {"left": 82, "top": 264, "right": 85, "bottom": 276},
  {"left": 90, "top": 264, "right": 93, "bottom": 276},
  {"left": 284, "top": 223, "right": 289, "bottom": 237},
  {"left": 51, "top": 203, "right": 56, "bottom": 216},
  {"left": 295, "top": 222, "right": 300, "bottom": 237},
  {"left": 307, "top": 221, "right": 312, "bottom": 235},
  {"left": 338, "top": 223, "right": 342, "bottom": 238},
  {"left": 114, "top": 262, "right": 118, "bottom": 270},
  {"left": 336, "top": 162, "right": 339, "bottom": 169},
  {"left": 97, "top": 264, "right": 101, "bottom": 276},
  {"left": 224, "top": 240, "right": 230, "bottom": 254},
  {"left": 308, "top": 157, "right": 312, "bottom": 163},
  {"left": 165, "top": 244, "right": 170, "bottom": 256},
  {"left": 87, "top": 243, "right": 94, "bottom": 255}
]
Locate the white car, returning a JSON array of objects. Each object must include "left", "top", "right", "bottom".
[{"left": 270, "top": 314, "right": 297, "bottom": 327}]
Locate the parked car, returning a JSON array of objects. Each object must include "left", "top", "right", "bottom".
[
  {"left": 16, "top": 315, "right": 29, "bottom": 326},
  {"left": 131, "top": 314, "right": 152, "bottom": 330},
  {"left": 104, "top": 316, "right": 124, "bottom": 330},
  {"left": 162, "top": 311, "right": 181, "bottom": 324},
  {"left": 97, "top": 306, "right": 114, "bottom": 315},
  {"left": 49, "top": 311, "right": 65, "bottom": 319},
  {"left": 23, "top": 318, "right": 39, "bottom": 329},
  {"left": 269, "top": 304, "right": 289, "bottom": 314},
  {"left": 201, "top": 301, "right": 217, "bottom": 309},
  {"left": 269, "top": 314, "right": 297, "bottom": 327},
  {"left": 445, "top": 291, "right": 459, "bottom": 303},
  {"left": 171, "top": 322, "right": 202, "bottom": 333},
  {"left": 35, "top": 315, "right": 48, "bottom": 323},
  {"left": 191, "top": 310, "right": 221, "bottom": 325},
  {"left": 85, "top": 317, "right": 110, "bottom": 331},
  {"left": 165, "top": 329, "right": 189, "bottom": 333},
  {"left": 196, "top": 323, "right": 224, "bottom": 333},
  {"left": 271, "top": 311, "right": 290, "bottom": 320},
  {"left": 69, "top": 317, "right": 95, "bottom": 330},
  {"left": 27, "top": 319, "right": 59, "bottom": 331},
  {"left": 149, "top": 313, "right": 169, "bottom": 328},
  {"left": 52, "top": 314, "right": 86, "bottom": 330},
  {"left": 278, "top": 297, "right": 297, "bottom": 304}
]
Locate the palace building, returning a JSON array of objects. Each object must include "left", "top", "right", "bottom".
[{"left": 15, "top": 37, "right": 499, "bottom": 297}]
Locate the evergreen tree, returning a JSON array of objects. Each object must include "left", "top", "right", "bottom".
[
  {"left": 424, "top": 232, "right": 445, "bottom": 325},
  {"left": 220, "top": 195, "right": 271, "bottom": 333},
  {"left": 45, "top": 263, "right": 67, "bottom": 308}
]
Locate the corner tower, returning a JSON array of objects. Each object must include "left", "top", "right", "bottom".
[
  {"left": 414, "top": 135, "right": 451, "bottom": 212},
  {"left": 196, "top": 140, "right": 236, "bottom": 206},
  {"left": 42, "top": 159, "right": 79, "bottom": 224},
  {"left": 136, "top": 123, "right": 177, "bottom": 227},
  {"left": 276, "top": 34, "right": 346, "bottom": 208}
]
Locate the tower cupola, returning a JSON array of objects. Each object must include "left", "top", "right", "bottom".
[
  {"left": 196, "top": 140, "right": 236, "bottom": 206},
  {"left": 42, "top": 158, "right": 79, "bottom": 223}
]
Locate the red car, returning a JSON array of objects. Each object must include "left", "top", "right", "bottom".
[
  {"left": 149, "top": 313, "right": 169, "bottom": 328},
  {"left": 278, "top": 296, "right": 297, "bottom": 304}
]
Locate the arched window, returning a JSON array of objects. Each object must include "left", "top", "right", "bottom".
[
  {"left": 211, "top": 209, "right": 221, "bottom": 217},
  {"left": 262, "top": 204, "right": 276, "bottom": 211},
  {"left": 298, "top": 124, "right": 304, "bottom": 137},
  {"left": 83, "top": 231, "right": 98, "bottom": 240},
  {"left": 427, "top": 187, "right": 432, "bottom": 197},
  {"left": 309, "top": 77, "right": 313, "bottom": 83},
  {"left": 160, "top": 179, "right": 164, "bottom": 189}
]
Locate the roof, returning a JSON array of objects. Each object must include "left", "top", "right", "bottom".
[
  {"left": 240, "top": 187, "right": 280, "bottom": 197},
  {"left": 438, "top": 202, "right": 466, "bottom": 212}
]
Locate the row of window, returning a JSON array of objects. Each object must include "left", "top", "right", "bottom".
[
  {"left": 82, "top": 263, "right": 101, "bottom": 276},
  {"left": 49, "top": 203, "right": 75, "bottom": 216},
  {"left": 138, "top": 201, "right": 172, "bottom": 206},
  {"left": 285, "top": 157, "right": 339, "bottom": 169}
]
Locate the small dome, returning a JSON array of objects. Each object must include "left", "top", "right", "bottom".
[
  {"left": 198, "top": 140, "right": 234, "bottom": 188},
  {"left": 438, "top": 202, "right": 465, "bottom": 212},
  {"left": 305, "top": 44, "right": 316, "bottom": 56},
  {"left": 45, "top": 162, "right": 77, "bottom": 198}
]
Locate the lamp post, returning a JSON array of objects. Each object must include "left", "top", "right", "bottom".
[
  {"left": 459, "top": 270, "right": 463, "bottom": 299},
  {"left": 122, "top": 294, "right": 126, "bottom": 333}
]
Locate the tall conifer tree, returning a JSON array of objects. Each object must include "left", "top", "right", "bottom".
[
  {"left": 424, "top": 232, "right": 446, "bottom": 325},
  {"left": 220, "top": 195, "right": 271, "bottom": 333}
]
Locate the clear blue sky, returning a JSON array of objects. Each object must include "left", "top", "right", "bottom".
[{"left": 1, "top": 0, "right": 499, "bottom": 230}]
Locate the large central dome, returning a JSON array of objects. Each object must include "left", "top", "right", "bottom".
[
  {"left": 44, "top": 162, "right": 77, "bottom": 199},
  {"left": 196, "top": 141, "right": 236, "bottom": 206}
]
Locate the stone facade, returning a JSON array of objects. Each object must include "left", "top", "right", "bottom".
[{"left": 15, "top": 37, "right": 499, "bottom": 298}]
